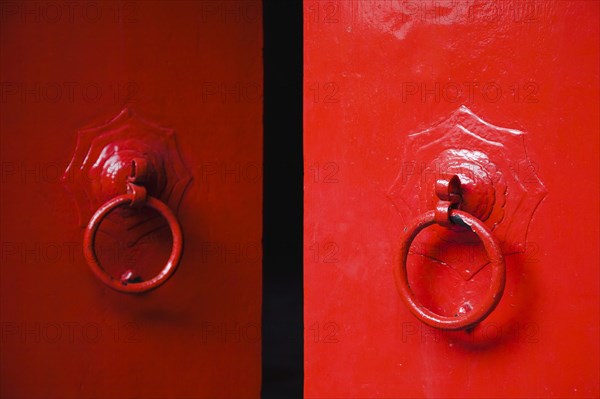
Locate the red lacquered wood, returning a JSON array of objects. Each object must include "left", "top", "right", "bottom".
[
  {"left": 304, "top": 0, "right": 599, "bottom": 397},
  {"left": 0, "top": 1, "right": 263, "bottom": 398}
]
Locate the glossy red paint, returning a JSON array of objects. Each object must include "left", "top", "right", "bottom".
[
  {"left": 304, "top": 0, "right": 599, "bottom": 397},
  {"left": 1, "top": 1, "right": 262, "bottom": 398}
]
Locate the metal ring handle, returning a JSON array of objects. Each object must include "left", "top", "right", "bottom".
[
  {"left": 83, "top": 194, "right": 183, "bottom": 294},
  {"left": 394, "top": 209, "right": 505, "bottom": 330}
]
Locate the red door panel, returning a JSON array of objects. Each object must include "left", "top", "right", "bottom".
[
  {"left": 304, "top": 1, "right": 599, "bottom": 397},
  {"left": 1, "top": 1, "right": 262, "bottom": 398}
]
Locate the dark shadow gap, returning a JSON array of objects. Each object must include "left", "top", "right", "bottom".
[{"left": 262, "top": 0, "right": 303, "bottom": 398}]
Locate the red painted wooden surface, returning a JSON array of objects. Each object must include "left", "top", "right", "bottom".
[
  {"left": 304, "top": 1, "right": 599, "bottom": 397},
  {"left": 1, "top": 1, "right": 262, "bottom": 397}
]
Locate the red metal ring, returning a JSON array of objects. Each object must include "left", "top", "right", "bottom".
[
  {"left": 83, "top": 194, "right": 183, "bottom": 294},
  {"left": 394, "top": 209, "right": 505, "bottom": 330}
]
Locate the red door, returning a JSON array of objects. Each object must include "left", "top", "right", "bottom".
[
  {"left": 304, "top": 0, "right": 599, "bottom": 397},
  {"left": 1, "top": 1, "right": 262, "bottom": 397}
]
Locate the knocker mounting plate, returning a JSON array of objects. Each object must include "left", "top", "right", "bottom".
[
  {"left": 389, "top": 106, "right": 547, "bottom": 280},
  {"left": 62, "top": 108, "right": 192, "bottom": 231}
]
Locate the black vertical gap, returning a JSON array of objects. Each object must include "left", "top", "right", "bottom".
[{"left": 262, "top": 0, "right": 303, "bottom": 397}]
